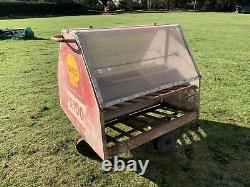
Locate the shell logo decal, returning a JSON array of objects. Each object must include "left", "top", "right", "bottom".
[{"left": 66, "top": 53, "right": 80, "bottom": 88}]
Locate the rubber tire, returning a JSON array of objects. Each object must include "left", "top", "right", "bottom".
[
  {"left": 153, "top": 133, "right": 176, "bottom": 154},
  {"left": 190, "top": 122, "right": 199, "bottom": 131}
]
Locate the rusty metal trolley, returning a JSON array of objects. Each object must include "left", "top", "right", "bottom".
[{"left": 51, "top": 24, "right": 201, "bottom": 160}]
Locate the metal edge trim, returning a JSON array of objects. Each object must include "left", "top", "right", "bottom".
[
  {"left": 75, "top": 33, "right": 104, "bottom": 109},
  {"left": 70, "top": 24, "right": 180, "bottom": 33},
  {"left": 178, "top": 25, "right": 202, "bottom": 78}
]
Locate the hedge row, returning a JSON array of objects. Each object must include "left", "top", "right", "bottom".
[
  {"left": 0, "top": 2, "right": 95, "bottom": 18},
  {"left": 118, "top": 0, "right": 250, "bottom": 12}
]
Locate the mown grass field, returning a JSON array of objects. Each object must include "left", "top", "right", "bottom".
[{"left": 0, "top": 12, "right": 250, "bottom": 186}]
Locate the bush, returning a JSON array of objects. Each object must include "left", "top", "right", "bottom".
[{"left": 119, "top": 0, "right": 141, "bottom": 10}]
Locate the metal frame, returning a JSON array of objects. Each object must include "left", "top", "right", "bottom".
[
  {"left": 55, "top": 25, "right": 201, "bottom": 159},
  {"left": 103, "top": 83, "right": 197, "bottom": 121},
  {"left": 106, "top": 111, "right": 197, "bottom": 158},
  {"left": 101, "top": 84, "right": 199, "bottom": 158}
]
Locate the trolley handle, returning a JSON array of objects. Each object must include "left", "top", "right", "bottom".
[{"left": 51, "top": 34, "right": 76, "bottom": 43}]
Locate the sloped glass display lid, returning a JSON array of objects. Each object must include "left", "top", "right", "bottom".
[{"left": 75, "top": 25, "right": 200, "bottom": 108}]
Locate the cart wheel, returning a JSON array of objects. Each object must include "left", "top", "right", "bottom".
[
  {"left": 190, "top": 122, "right": 199, "bottom": 130},
  {"left": 153, "top": 133, "right": 176, "bottom": 154}
]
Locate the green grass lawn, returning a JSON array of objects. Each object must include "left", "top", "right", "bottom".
[{"left": 0, "top": 12, "right": 250, "bottom": 186}]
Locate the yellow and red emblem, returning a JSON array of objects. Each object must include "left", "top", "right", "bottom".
[{"left": 66, "top": 53, "right": 80, "bottom": 88}]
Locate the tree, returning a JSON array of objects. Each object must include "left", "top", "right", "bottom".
[{"left": 100, "top": 0, "right": 109, "bottom": 6}]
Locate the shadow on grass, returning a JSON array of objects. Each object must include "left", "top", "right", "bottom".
[
  {"left": 76, "top": 120, "right": 250, "bottom": 185},
  {"left": 128, "top": 120, "right": 250, "bottom": 186},
  {"left": 76, "top": 140, "right": 102, "bottom": 162}
]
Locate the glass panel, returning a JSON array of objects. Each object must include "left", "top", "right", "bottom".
[{"left": 76, "top": 25, "right": 199, "bottom": 106}]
